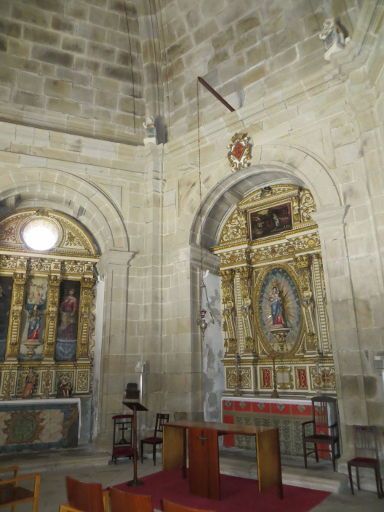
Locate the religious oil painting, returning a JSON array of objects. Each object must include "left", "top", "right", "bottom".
[
  {"left": 257, "top": 267, "right": 302, "bottom": 349},
  {"left": 249, "top": 203, "right": 292, "bottom": 240},
  {"left": 55, "top": 281, "right": 80, "bottom": 362},
  {"left": 0, "top": 276, "right": 13, "bottom": 361},
  {"left": 19, "top": 276, "right": 48, "bottom": 361}
]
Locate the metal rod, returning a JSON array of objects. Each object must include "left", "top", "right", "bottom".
[{"left": 197, "top": 76, "right": 235, "bottom": 112}]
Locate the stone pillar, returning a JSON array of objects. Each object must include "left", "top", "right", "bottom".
[
  {"left": 314, "top": 205, "right": 367, "bottom": 457},
  {"left": 96, "top": 249, "right": 135, "bottom": 440}
]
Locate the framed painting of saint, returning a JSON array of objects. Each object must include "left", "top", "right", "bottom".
[
  {"left": 55, "top": 280, "right": 81, "bottom": 362},
  {"left": 19, "top": 276, "right": 48, "bottom": 361},
  {"left": 0, "top": 276, "right": 13, "bottom": 361},
  {"left": 249, "top": 203, "right": 292, "bottom": 240}
]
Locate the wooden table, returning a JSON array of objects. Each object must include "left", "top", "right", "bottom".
[{"left": 163, "top": 420, "right": 283, "bottom": 500}]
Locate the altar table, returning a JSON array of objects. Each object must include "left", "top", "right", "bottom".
[
  {"left": 0, "top": 398, "right": 81, "bottom": 453},
  {"left": 163, "top": 420, "right": 283, "bottom": 500}
]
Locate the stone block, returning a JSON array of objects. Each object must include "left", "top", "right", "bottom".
[
  {"left": 32, "top": 47, "right": 74, "bottom": 68},
  {"left": 363, "top": 376, "right": 378, "bottom": 399},
  {"left": 75, "top": 57, "right": 101, "bottom": 74},
  {"left": 32, "top": 0, "right": 65, "bottom": 13},
  {"left": 0, "top": 18, "right": 21, "bottom": 37},
  {"left": 51, "top": 15, "right": 74, "bottom": 33},
  {"left": 233, "top": 27, "right": 260, "bottom": 54},
  {"left": 62, "top": 36, "right": 86, "bottom": 54},
  {"left": 268, "top": 28, "right": 303, "bottom": 55},
  {"left": 17, "top": 71, "right": 44, "bottom": 94},
  {"left": 236, "top": 14, "right": 260, "bottom": 34},
  {"left": 72, "top": 85, "right": 94, "bottom": 103},
  {"left": 87, "top": 42, "right": 116, "bottom": 62},
  {"left": 167, "top": 35, "right": 192, "bottom": 61},
  {"left": 118, "top": 96, "right": 134, "bottom": 113},
  {"left": 208, "top": 50, "right": 229, "bottom": 70},
  {"left": 93, "top": 76, "right": 119, "bottom": 92},
  {"left": 0, "top": 85, "right": 10, "bottom": 101},
  {"left": 116, "top": 51, "right": 139, "bottom": 68},
  {"left": 89, "top": 6, "right": 119, "bottom": 30},
  {"left": 193, "top": 20, "right": 218, "bottom": 46},
  {"left": 23, "top": 25, "right": 60, "bottom": 46},
  {"left": 44, "top": 78, "right": 72, "bottom": 98},
  {"left": 7, "top": 39, "right": 30, "bottom": 58},
  {"left": 269, "top": 46, "right": 298, "bottom": 73},
  {"left": 102, "top": 63, "right": 133, "bottom": 82},
  {"left": 57, "top": 68, "right": 91, "bottom": 87},
  {"left": 13, "top": 90, "right": 43, "bottom": 108},
  {"left": 12, "top": 4, "right": 50, "bottom": 26},
  {"left": 65, "top": 3, "right": 88, "bottom": 20},
  {"left": 77, "top": 23, "right": 106, "bottom": 43},
  {"left": 95, "top": 90, "right": 117, "bottom": 110},
  {"left": 0, "top": 36, "right": 6, "bottom": 52},
  {"left": 246, "top": 41, "right": 268, "bottom": 67},
  {"left": 47, "top": 97, "right": 79, "bottom": 115}
]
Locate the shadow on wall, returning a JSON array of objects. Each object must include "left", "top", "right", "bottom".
[{"left": 155, "top": 116, "right": 168, "bottom": 144}]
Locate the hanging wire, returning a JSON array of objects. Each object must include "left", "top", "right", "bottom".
[{"left": 196, "top": 79, "right": 214, "bottom": 329}]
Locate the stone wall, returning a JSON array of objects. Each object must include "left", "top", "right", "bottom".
[
  {"left": 139, "top": 0, "right": 360, "bottom": 139},
  {"left": 0, "top": 0, "right": 144, "bottom": 144},
  {"left": 156, "top": 1, "right": 384, "bottom": 457}
]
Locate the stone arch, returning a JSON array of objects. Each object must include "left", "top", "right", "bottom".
[
  {"left": 190, "top": 145, "right": 342, "bottom": 249},
  {"left": 0, "top": 167, "right": 129, "bottom": 254}
]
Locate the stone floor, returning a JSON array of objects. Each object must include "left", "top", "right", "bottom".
[{"left": 0, "top": 446, "right": 382, "bottom": 511}]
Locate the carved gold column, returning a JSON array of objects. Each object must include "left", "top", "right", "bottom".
[
  {"left": 237, "top": 266, "right": 256, "bottom": 354},
  {"left": 43, "top": 263, "right": 61, "bottom": 359},
  {"left": 5, "top": 269, "right": 26, "bottom": 360},
  {"left": 76, "top": 276, "right": 95, "bottom": 360},
  {"left": 295, "top": 254, "right": 318, "bottom": 353},
  {"left": 220, "top": 269, "right": 237, "bottom": 356}
]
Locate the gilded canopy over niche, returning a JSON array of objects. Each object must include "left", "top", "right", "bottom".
[
  {"left": 219, "top": 184, "right": 316, "bottom": 247},
  {"left": 0, "top": 209, "right": 99, "bottom": 259}
]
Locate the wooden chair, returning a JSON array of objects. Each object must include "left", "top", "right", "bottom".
[
  {"left": 0, "top": 468, "right": 40, "bottom": 512},
  {"left": 302, "top": 395, "right": 340, "bottom": 471},
  {"left": 111, "top": 414, "right": 134, "bottom": 464},
  {"left": 140, "top": 413, "right": 170, "bottom": 465},
  {"left": 347, "top": 425, "right": 383, "bottom": 498},
  {"left": 162, "top": 499, "right": 215, "bottom": 512},
  {"left": 109, "top": 487, "right": 153, "bottom": 512},
  {"left": 60, "top": 476, "right": 109, "bottom": 512}
]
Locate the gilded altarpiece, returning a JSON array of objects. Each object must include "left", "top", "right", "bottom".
[
  {"left": 212, "top": 185, "right": 335, "bottom": 396},
  {"left": 0, "top": 209, "right": 99, "bottom": 400}
]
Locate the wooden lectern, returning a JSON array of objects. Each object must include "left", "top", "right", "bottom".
[{"left": 122, "top": 400, "right": 148, "bottom": 486}]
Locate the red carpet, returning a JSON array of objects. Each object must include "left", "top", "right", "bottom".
[{"left": 115, "top": 469, "right": 329, "bottom": 511}]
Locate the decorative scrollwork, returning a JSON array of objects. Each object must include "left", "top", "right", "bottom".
[{"left": 220, "top": 209, "right": 248, "bottom": 244}]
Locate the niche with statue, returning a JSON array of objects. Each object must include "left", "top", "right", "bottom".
[
  {"left": 0, "top": 208, "right": 99, "bottom": 400},
  {"left": 212, "top": 184, "right": 335, "bottom": 396}
]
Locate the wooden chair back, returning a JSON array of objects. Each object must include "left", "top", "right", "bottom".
[
  {"left": 155, "top": 413, "right": 170, "bottom": 437},
  {"left": 353, "top": 425, "right": 380, "bottom": 459},
  {"left": 0, "top": 471, "right": 40, "bottom": 512},
  {"left": 66, "top": 476, "right": 105, "bottom": 512},
  {"left": 109, "top": 487, "right": 153, "bottom": 512},
  {"left": 112, "top": 414, "right": 133, "bottom": 446},
  {"left": 311, "top": 395, "right": 338, "bottom": 435},
  {"left": 162, "top": 499, "right": 215, "bottom": 512}
]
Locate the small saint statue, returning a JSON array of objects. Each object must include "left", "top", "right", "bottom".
[
  {"left": 22, "top": 369, "right": 37, "bottom": 399},
  {"left": 57, "top": 375, "right": 73, "bottom": 398},
  {"left": 143, "top": 116, "right": 157, "bottom": 145},
  {"left": 319, "top": 17, "right": 350, "bottom": 61}
]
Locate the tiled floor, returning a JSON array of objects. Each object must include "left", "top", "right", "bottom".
[{"left": 0, "top": 446, "right": 382, "bottom": 511}]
